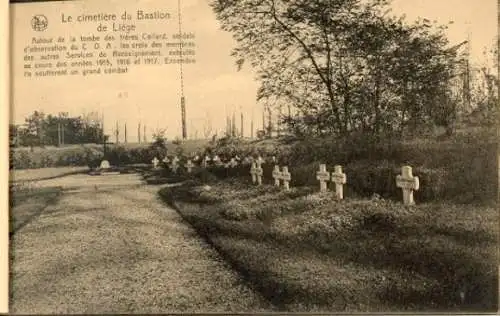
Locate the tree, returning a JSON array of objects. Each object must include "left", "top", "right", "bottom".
[
  {"left": 81, "top": 111, "right": 105, "bottom": 144},
  {"left": 150, "top": 128, "right": 168, "bottom": 158},
  {"left": 466, "top": 44, "right": 499, "bottom": 126},
  {"left": 9, "top": 124, "right": 19, "bottom": 147},
  {"left": 23, "top": 110, "right": 45, "bottom": 148},
  {"left": 211, "top": 0, "right": 460, "bottom": 139},
  {"left": 16, "top": 111, "right": 104, "bottom": 147},
  {"left": 203, "top": 111, "right": 213, "bottom": 139}
]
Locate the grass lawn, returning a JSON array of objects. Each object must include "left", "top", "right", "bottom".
[
  {"left": 10, "top": 167, "right": 90, "bottom": 182},
  {"left": 9, "top": 186, "right": 62, "bottom": 236},
  {"left": 9, "top": 167, "right": 75, "bottom": 235},
  {"left": 160, "top": 179, "right": 498, "bottom": 312}
]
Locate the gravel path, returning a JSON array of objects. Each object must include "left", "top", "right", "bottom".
[{"left": 10, "top": 174, "right": 273, "bottom": 314}]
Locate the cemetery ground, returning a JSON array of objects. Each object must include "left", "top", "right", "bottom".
[
  {"left": 10, "top": 166, "right": 90, "bottom": 182},
  {"left": 9, "top": 173, "right": 273, "bottom": 313},
  {"left": 153, "top": 126, "right": 499, "bottom": 312},
  {"left": 160, "top": 178, "right": 498, "bottom": 312},
  {"left": 8, "top": 127, "right": 499, "bottom": 312}
]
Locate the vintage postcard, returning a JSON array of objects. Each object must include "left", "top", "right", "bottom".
[{"left": 7, "top": 0, "right": 499, "bottom": 313}]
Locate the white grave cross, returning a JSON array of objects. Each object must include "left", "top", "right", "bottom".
[
  {"left": 229, "top": 158, "right": 238, "bottom": 168},
  {"left": 280, "top": 166, "right": 292, "bottom": 191},
  {"left": 152, "top": 157, "right": 160, "bottom": 169},
  {"left": 171, "top": 156, "right": 180, "bottom": 173},
  {"left": 316, "top": 164, "right": 330, "bottom": 192},
  {"left": 255, "top": 159, "right": 264, "bottom": 185},
  {"left": 396, "top": 166, "right": 419, "bottom": 205},
  {"left": 213, "top": 155, "right": 223, "bottom": 166},
  {"left": 250, "top": 162, "right": 258, "bottom": 184},
  {"left": 185, "top": 160, "right": 194, "bottom": 173},
  {"left": 202, "top": 155, "right": 210, "bottom": 168},
  {"left": 272, "top": 165, "right": 282, "bottom": 186},
  {"left": 331, "top": 165, "right": 347, "bottom": 200}
]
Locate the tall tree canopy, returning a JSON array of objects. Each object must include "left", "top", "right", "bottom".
[{"left": 211, "top": 0, "right": 461, "bottom": 138}]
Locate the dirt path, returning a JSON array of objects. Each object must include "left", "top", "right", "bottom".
[{"left": 10, "top": 174, "right": 273, "bottom": 314}]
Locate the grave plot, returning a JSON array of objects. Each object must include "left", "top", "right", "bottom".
[
  {"left": 161, "top": 161, "right": 498, "bottom": 312},
  {"left": 142, "top": 155, "right": 186, "bottom": 185},
  {"left": 88, "top": 159, "right": 122, "bottom": 176}
]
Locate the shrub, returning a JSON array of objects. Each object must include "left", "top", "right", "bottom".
[
  {"left": 192, "top": 168, "right": 219, "bottom": 183},
  {"left": 220, "top": 201, "right": 256, "bottom": 221},
  {"left": 84, "top": 147, "right": 102, "bottom": 168},
  {"left": 10, "top": 144, "right": 161, "bottom": 169},
  {"left": 106, "top": 146, "right": 129, "bottom": 166},
  {"left": 12, "top": 150, "right": 31, "bottom": 169}
]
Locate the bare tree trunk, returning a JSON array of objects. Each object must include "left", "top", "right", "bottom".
[{"left": 138, "top": 123, "right": 141, "bottom": 144}]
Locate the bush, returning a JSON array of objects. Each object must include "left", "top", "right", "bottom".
[
  {"left": 192, "top": 168, "right": 219, "bottom": 183},
  {"left": 11, "top": 146, "right": 95, "bottom": 169},
  {"left": 10, "top": 144, "right": 161, "bottom": 169},
  {"left": 84, "top": 147, "right": 102, "bottom": 168},
  {"left": 220, "top": 201, "right": 257, "bottom": 221},
  {"left": 11, "top": 150, "right": 32, "bottom": 169},
  {"left": 154, "top": 127, "right": 497, "bottom": 205}
]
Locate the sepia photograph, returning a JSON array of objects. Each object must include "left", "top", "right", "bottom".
[{"left": 7, "top": 0, "right": 499, "bottom": 313}]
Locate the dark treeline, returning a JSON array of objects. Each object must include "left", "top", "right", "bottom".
[{"left": 9, "top": 111, "right": 106, "bottom": 148}]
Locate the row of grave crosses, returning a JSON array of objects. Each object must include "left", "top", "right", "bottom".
[
  {"left": 152, "top": 154, "right": 244, "bottom": 173},
  {"left": 154, "top": 154, "right": 279, "bottom": 170},
  {"left": 195, "top": 154, "right": 277, "bottom": 168},
  {"left": 249, "top": 157, "right": 293, "bottom": 191},
  {"left": 250, "top": 157, "right": 265, "bottom": 185},
  {"left": 200, "top": 155, "right": 246, "bottom": 168},
  {"left": 152, "top": 156, "right": 190, "bottom": 173},
  {"left": 249, "top": 158, "right": 346, "bottom": 198},
  {"left": 272, "top": 166, "right": 292, "bottom": 190},
  {"left": 315, "top": 164, "right": 419, "bottom": 205},
  {"left": 153, "top": 154, "right": 419, "bottom": 205},
  {"left": 316, "top": 164, "right": 347, "bottom": 199},
  {"left": 250, "top": 161, "right": 419, "bottom": 205}
]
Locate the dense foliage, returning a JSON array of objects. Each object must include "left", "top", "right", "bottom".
[
  {"left": 211, "top": 0, "right": 493, "bottom": 139},
  {"left": 10, "top": 111, "right": 105, "bottom": 148}
]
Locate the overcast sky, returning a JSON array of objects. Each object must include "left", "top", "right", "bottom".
[{"left": 10, "top": 0, "right": 497, "bottom": 141}]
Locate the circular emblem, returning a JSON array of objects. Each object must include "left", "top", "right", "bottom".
[{"left": 31, "top": 15, "right": 48, "bottom": 31}]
